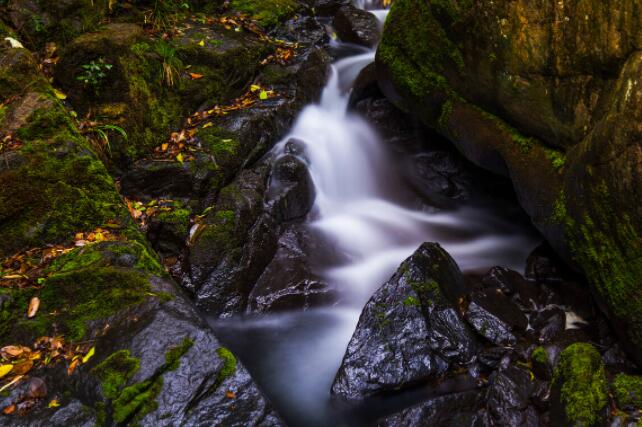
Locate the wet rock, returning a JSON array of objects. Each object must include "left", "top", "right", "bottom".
[
  {"left": 525, "top": 243, "right": 568, "bottom": 284},
  {"left": 299, "top": 0, "right": 351, "bottom": 16},
  {"left": 266, "top": 155, "right": 316, "bottom": 222},
  {"left": 377, "top": 388, "right": 486, "bottom": 427},
  {"left": 247, "top": 226, "right": 337, "bottom": 313},
  {"left": 119, "top": 160, "right": 206, "bottom": 200},
  {"left": 348, "top": 62, "right": 381, "bottom": 107},
  {"left": 531, "top": 306, "right": 566, "bottom": 344},
  {"left": 333, "top": 5, "right": 381, "bottom": 47},
  {"left": 332, "top": 243, "right": 478, "bottom": 400},
  {"left": 481, "top": 267, "right": 538, "bottom": 310},
  {"left": 487, "top": 366, "right": 538, "bottom": 426},
  {"left": 464, "top": 288, "right": 528, "bottom": 346}
]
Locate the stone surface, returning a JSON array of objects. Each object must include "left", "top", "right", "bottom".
[
  {"left": 376, "top": 0, "right": 642, "bottom": 364},
  {"left": 333, "top": 5, "right": 381, "bottom": 47},
  {"left": 331, "top": 243, "right": 478, "bottom": 400}
]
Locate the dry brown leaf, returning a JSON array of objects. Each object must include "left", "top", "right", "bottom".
[
  {"left": 12, "top": 360, "right": 33, "bottom": 375},
  {"left": 67, "top": 358, "right": 79, "bottom": 376},
  {"left": 3, "top": 404, "right": 15, "bottom": 415},
  {"left": 27, "top": 297, "right": 40, "bottom": 318}
]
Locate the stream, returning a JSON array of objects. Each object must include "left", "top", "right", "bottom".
[{"left": 211, "top": 4, "right": 541, "bottom": 426}]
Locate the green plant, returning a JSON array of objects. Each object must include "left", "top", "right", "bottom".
[
  {"left": 76, "top": 58, "right": 113, "bottom": 95},
  {"left": 146, "top": 0, "right": 190, "bottom": 31},
  {"left": 89, "top": 124, "right": 128, "bottom": 153},
  {"left": 154, "top": 40, "right": 183, "bottom": 86}
]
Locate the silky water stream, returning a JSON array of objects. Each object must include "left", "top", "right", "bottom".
[{"left": 211, "top": 7, "right": 541, "bottom": 427}]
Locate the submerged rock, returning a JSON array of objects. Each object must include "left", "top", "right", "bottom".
[{"left": 332, "top": 243, "right": 478, "bottom": 400}]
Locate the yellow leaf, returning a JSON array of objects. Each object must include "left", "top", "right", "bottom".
[
  {"left": 202, "top": 122, "right": 213, "bottom": 128},
  {"left": 48, "top": 399, "right": 60, "bottom": 408},
  {"left": 176, "top": 153, "right": 184, "bottom": 163},
  {"left": 4, "top": 37, "right": 23, "bottom": 49},
  {"left": 27, "top": 297, "right": 40, "bottom": 318},
  {"left": 259, "top": 90, "right": 268, "bottom": 100},
  {"left": 161, "top": 143, "right": 169, "bottom": 151},
  {"left": 53, "top": 88, "right": 67, "bottom": 100},
  {"left": 82, "top": 346, "right": 95, "bottom": 364},
  {"left": 250, "top": 84, "right": 261, "bottom": 92},
  {"left": 0, "top": 364, "right": 13, "bottom": 379},
  {"left": 197, "top": 39, "right": 205, "bottom": 47}
]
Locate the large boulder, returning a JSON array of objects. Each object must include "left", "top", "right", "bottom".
[
  {"left": 331, "top": 243, "right": 478, "bottom": 400},
  {"left": 376, "top": 0, "right": 642, "bottom": 363},
  {"left": 333, "top": 5, "right": 381, "bottom": 47}
]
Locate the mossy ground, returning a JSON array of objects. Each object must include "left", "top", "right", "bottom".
[
  {"left": 553, "top": 343, "right": 607, "bottom": 426},
  {"left": 231, "top": 0, "right": 299, "bottom": 28}
]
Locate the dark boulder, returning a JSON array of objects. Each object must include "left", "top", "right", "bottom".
[
  {"left": 487, "top": 366, "right": 539, "bottom": 426},
  {"left": 265, "top": 154, "right": 316, "bottom": 222},
  {"left": 247, "top": 225, "right": 337, "bottom": 313},
  {"left": 331, "top": 243, "right": 478, "bottom": 400},
  {"left": 463, "top": 288, "right": 528, "bottom": 346},
  {"left": 333, "top": 5, "right": 381, "bottom": 47}
]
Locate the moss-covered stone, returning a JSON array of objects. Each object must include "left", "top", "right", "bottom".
[
  {"left": 612, "top": 374, "right": 642, "bottom": 410},
  {"left": 230, "top": 0, "right": 299, "bottom": 28},
  {"left": 92, "top": 350, "right": 141, "bottom": 400},
  {"left": 531, "top": 346, "right": 548, "bottom": 365},
  {"left": 552, "top": 343, "right": 607, "bottom": 426}
]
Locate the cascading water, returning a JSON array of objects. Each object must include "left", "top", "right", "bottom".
[{"left": 211, "top": 6, "right": 540, "bottom": 427}]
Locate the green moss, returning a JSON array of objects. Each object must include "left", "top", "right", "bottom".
[
  {"left": 155, "top": 208, "right": 191, "bottom": 238},
  {"left": 112, "top": 378, "right": 162, "bottom": 424},
  {"left": 231, "top": 0, "right": 299, "bottom": 28},
  {"left": 402, "top": 295, "right": 420, "bottom": 307},
  {"left": 545, "top": 148, "right": 566, "bottom": 170},
  {"left": 164, "top": 338, "right": 194, "bottom": 371},
  {"left": 553, "top": 343, "right": 607, "bottom": 426},
  {"left": 215, "top": 347, "right": 237, "bottom": 386},
  {"left": 46, "top": 241, "right": 164, "bottom": 276},
  {"left": 613, "top": 374, "right": 642, "bottom": 409},
  {"left": 531, "top": 346, "right": 548, "bottom": 365},
  {"left": 92, "top": 350, "right": 141, "bottom": 400}
]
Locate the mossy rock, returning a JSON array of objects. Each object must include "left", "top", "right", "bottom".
[
  {"left": 230, "top": 0, "right": 300, "bottom": 28},
  {"left": 612, "top": 373, "right": 642, "bottom": 410},
  {"left": 551, "top": 343, "right": 608, "bottom": 426}
]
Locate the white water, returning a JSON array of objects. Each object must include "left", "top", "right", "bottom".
[{"left": 212, "top": 7, "right": 541, "bottom": 427}]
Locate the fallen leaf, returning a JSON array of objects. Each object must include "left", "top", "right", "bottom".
[
  {"left": 4, "top": 37, "right": 23, "bottom": 49},
  {"left": 1, "top": 345, "right": 27, "bottom": 358},
  {"left": 225, "top": 390, "right": 236, "bottom": 399},
  {"left": 48, "top": 399, "right": 60, "bottom": 408},
  {"left": 0, "top": 364, "right": 13, "bottom": 379},
  {"left": 250, "top": 84, "right": 261, "bottom": 92},
  {"left": 189, "top": 73, "right": 204, "bottom": 80},
  {"left": 161, "top": 143, "right": 168, "bottom": 151},
  {"left": 3, "top": 404, "right": 15, "bottom": 415},
  {"left": 82, "top": 347, "right": 95, "bottom": 364},
  {"left": 27, "top": 297, "right": 40, "bottom": 318},
  {"left": 259, "top": 90, "right": 268, "bottom": 100},
  {"left": 12, "top": 360, "right": 33, "bottom": 375},
  {"left": 197, "top": 39, "right": 205, "bottom": 46},
  {"left": 52, "top": 89, "right": 67, "bottom": 100},
  {"left": 176, "top": 153, "right": 184, "bottom": 163},
  {"left": 67, "top": 358, "right": 79, "bottom": 376},
  {"left": 202, "top": 122, "right": 213, "bottom": 128}
]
